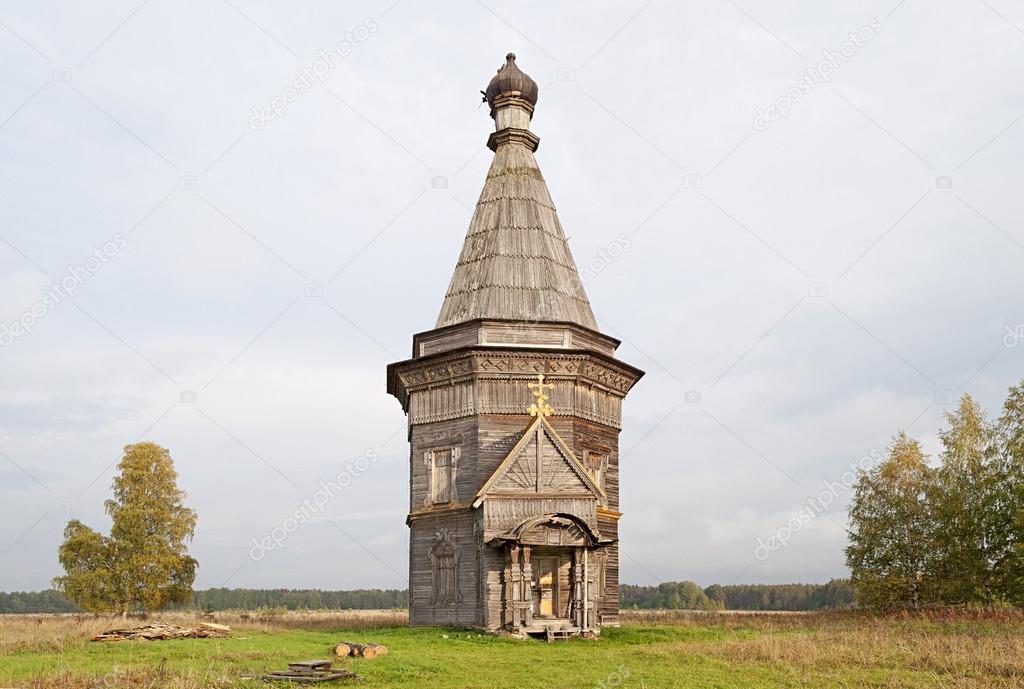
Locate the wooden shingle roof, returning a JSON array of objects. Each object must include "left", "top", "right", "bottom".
[{"left": 435, "top": 136, "right": 597, "bottom": 330}]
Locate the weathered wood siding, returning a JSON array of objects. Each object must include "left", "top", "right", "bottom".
[
  {"left": 572, "top": 419, "right": 621, "bottom": 510},
  {"left": 411, "top": 320, "right": 621, "bottom": 362},
  {"left": 404, "top": 409, "right": 625, "bottom": 629},
  {"left": 577, "top": 418, "right": 622, "bottom": 623},
  {"left": 482, "top": 497, "right": 598, "bottom": 536},
  {"left": 408, "top": 510, "right": 480, "bottom": 627},
  {"left": 477, "top": 525, "right": 506, "bottom": 630},
  {"left": 596, "top": 522, "right": 620, "bottom": 625}
]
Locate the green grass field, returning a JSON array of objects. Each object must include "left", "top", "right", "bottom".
[{"left": 2, "top": 609, "right": 1023, "bottom": 688}]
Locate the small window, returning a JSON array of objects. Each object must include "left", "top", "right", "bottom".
[
  {"left": 423, "top": 447, "right": 459, "bottom": 506},
  {"left": 432, "top": 449, "right": 453, "bottom": 503}
]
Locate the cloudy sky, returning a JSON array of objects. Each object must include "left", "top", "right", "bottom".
[{"left": 1, "top": 0, "right": 1023, "bottom": 593}]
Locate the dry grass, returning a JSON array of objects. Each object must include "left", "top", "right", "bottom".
[
  {"left": 2, "top": 609, "right": 1024, "bottom": 688},
  {"left": 628, "top": 609, "right": 1024, "bottom": 688},
  {"left": 19, "top": 666, "right": 246, "bottom": 689},
  {"left": 1, "top": 610, "right": 410, "bottom": 689},
  {"left": 0, "top": 609, "right": 407, "bottom": 654}
]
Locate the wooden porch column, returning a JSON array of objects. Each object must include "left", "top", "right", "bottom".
[
  {"left": 572, "top": 547, "right": 585, "bottom": 628},
  {"left": 504, "top": 545, "right": 520, "bottom": 631},
  {"left": 583, "top": 547, "right": 590, "bottom": 630},
  {"left": 521, "top": 545, "right": 533, "bottom": 627}
]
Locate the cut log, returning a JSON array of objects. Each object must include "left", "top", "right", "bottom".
[{"left": 334, "top": 641, "right": 388, "bottom": 659}]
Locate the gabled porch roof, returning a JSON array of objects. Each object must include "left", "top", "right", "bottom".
[{"left": 473, "top": 414, "right": 605, "bottom": 508}]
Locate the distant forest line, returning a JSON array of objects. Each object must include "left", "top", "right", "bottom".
[{"left": 0, "top": 580, "right": 853, "bottom": 614}]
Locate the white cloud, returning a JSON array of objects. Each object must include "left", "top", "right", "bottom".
[{"left": 2, "top": 0, "right": 1023, "bottom": 591}]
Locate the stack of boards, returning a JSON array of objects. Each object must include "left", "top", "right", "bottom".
[
  {"left": 91, "top": 622, "right": 231, "bottom": 641},
  {"left": 261, "top": 660, "right": 361, "bottom": 684}
]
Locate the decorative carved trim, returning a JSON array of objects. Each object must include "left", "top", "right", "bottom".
[
  {"left": 400, "top": 358, "right": 474, "bottom": 387},
  {"left": 518, "top": 519, "right": 590, "bottom": 547},
  {"left": 394, "top": 349, "right": 640, "bottom": 398},
  {"left": 429, "top": 528, "right": 462, "bottom": 606}
]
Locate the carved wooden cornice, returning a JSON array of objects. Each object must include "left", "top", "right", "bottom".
[{"left": 388, "top": 347, "right": 643, "bottom": 405}]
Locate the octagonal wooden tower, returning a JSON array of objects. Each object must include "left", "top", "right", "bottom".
[{"left": 387, "top": 53, "right": 642, "bottom": 636}]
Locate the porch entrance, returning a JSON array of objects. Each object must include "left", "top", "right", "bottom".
[
  {"left": 532, "top": 556, "right": 559, "bottom": 618},
  {"left": 498, "top": 513, "right": 606, "bottom": 635}
]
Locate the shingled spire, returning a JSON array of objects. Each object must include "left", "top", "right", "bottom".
[{"left": 435, "top": 53, "right": 598, "bottom": 331}]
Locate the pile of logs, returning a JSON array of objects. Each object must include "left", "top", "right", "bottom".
[
  {"left": 262, "top": 660, "right": 361, "bottom": 684},
  {"left": 332, "top": 640, "right": 388, "bottom": 659},
  {"left": 91, "top": 622, "right": 231, "bottom": 641}
]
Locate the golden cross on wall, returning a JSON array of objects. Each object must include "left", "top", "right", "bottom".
[{"left": 527, "top": 373, "right": 555, "bottom": 417}]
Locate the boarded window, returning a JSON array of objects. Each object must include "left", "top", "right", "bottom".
[
  {"left": 432, "top": 448, "right": 453, "bottom": 503},
  {"left": 431, "top": 530, "right": 459, "bottom": 605},
  {"left": 422, "top": 447, "right": 459, "bottom": 506}
]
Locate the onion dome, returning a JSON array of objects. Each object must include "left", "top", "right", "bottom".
[{"left": 484, "top": 53, "right": 539, "bottom": 111}]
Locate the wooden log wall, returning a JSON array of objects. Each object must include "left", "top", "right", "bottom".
[{"left": 408, "top": 510, "right": 479, "bottom": 628}]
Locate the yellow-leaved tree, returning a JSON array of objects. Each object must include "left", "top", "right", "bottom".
[{"left": 54, "top": 442, "right": 198, "bottom": 616}]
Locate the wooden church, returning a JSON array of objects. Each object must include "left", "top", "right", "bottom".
[{"left": 387, "top": 53, "right": 642, "bottom": 637}]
